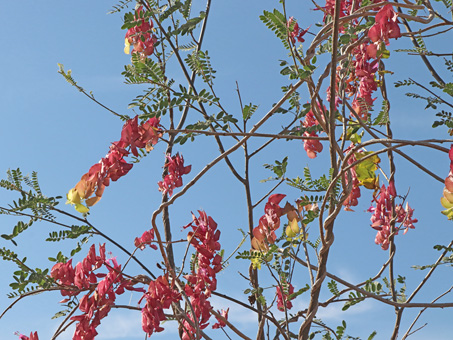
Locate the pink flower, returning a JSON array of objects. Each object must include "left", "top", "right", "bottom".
[
  {"left": 134, "top": 229, "right": 158, "bottom": 250},
  {"left": 124, "top": 6, "right": 158, "bottom": 58},
  {"left": 302, "top": 109, "right": 324, "bottom": 159},
  {"left": 276, "top": 281, "right": 295, "bottom": 311},
  {"left": 15, "top": 332, "right": 39, "bottom": 340},
  {"left": 369, "top": 182, "right": 416, "bottom": 250},
  {"left": 368, "top": 4, "right": 401, "bottom": 45},
  {"left": 212, "top": 308, "right": 229, "bottom": 329},
  {"left": 287, "top": 17, "right": 310, "bottom": 43},
  {"left": 158, "top": 153, "right": 192, "bottom": 196}
]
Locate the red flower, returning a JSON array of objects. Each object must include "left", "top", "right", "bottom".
[
  {"left": 134, "top": 229, "right": 158, "bottom": 250},
  {"left": 212, "top": 308, "right": 229, "bottom": 329},
  {"left": 15, "top": 332, "right": 39, "bottom": 340},
  {"left": 251, "top": 194, "right": 286, "bottom": 250},
  {"left": 158, "top": 153, "right": 192, "bottom": 196},
  {"left": 140, "top": 275, "right": 182, "bottom": 336},
  {"left": 287, "top": 17, "right": 310, "bottom": 43},
  {"left": 368, "top": 4, "right": 401, "bottom": 45},
  {"left": 124, "top": 6, "right": 158, "bottom": 58},
  {"left": 276, "top": 281, "right": 295, "bottom": 311},
  {"left": 67, "top": 116, "right": 161, "bottom": 212}
]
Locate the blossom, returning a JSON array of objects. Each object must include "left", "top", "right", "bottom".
[
  {"left": 15, "top": 332, "right": 39, "bottom": 340},
  {"left": 441, "top": 145, "right": 453, "bottom": 219},
  {"left": 212, "top": 308, "right": 229, "bottom": 329},
  {"left": 368, "top": 4, "right": 401, "bottom": 45},
  {"left": 301, "top": 108, "right": 324, "bottom": 159},
  {"left": 158, "top": 153, "right": 192, "bottom": 196},
  {"left": 369, "top": 182, "right": 417, "bottom": 250},
  {"left": 124, "top": 6, "right": 157, "bottom": 58},
  {"left": 182, "top": 211, "right": 223, "bottom": 339},
  {"left": 251, "top": 194, "right": 286, "bottom": 250},
  {"left": 287, "top": 17, "right": 310, "bottom": 43},
  {"left": 51, "top": 244, "right": 139, "bottom": 339},
  {"left": 276, "top": 281, "right": 295, "bottom": 311},
  {"left": 140, "top": 275, "right": 182, "bottom": 336},
  {"left": 67, "top": 116, "right": 161, "bottom": 213},
  {"left": 134, "top": 229, "right": 158, "bottom": 250}
]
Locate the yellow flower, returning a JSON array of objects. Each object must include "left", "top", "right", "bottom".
[
  {"left": 124, "top": 38, "right": 131, "bottom": 54},
  {"left": 66, "top": 188, "right": 89, "bottom": 213}
]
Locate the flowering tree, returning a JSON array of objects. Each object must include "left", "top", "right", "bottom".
[{"left": 2, "top": 1, "right": 453, "bottom": 339}]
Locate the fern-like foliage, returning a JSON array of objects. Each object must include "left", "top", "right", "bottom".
[
  {"left": 0, "top": 169, "right": 62, "bottom": 245},
  {"left": 373, "top": 100, "right": 389, "bottom": 126},
  {"left": 260, "top": 9, "right": 290, "bottom": 49},
  {"left": 108, "top": 0, "right": 134, "bottom": 14},
  {"left": 170, "top": 11, "right": 205, "bottom": 36},
  {"left": 185, "top": 50, "right": 216, "bottom": 84}
]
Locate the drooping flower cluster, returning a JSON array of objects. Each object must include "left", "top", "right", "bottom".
[
  {"left": 368, "top": 182, "right": 417, "bottom": 250},
  {"left": 140, "top": 274, "right": 182, "bottom": 336},
  {"left": 302, "top": 109, "right": 324, "bottom": 159},
  {"left": 183, "top": 211, "right": 224, "bottom": 339},
  {"left": 212, "top": 308, "right": 229, "bottom": 329},
  {"left": 134, "top": 228, "right": 158, "bottom": 250},
  {"left": 158, "top": 153, "right": 192, "bottom": 196},
  {"left": 342, "top": 145, "right": 361, "bottom": 211},
  {"left": 276, "top": 280, "right": 295, "bottom": 311},
  {"left": 124, "top": 6, "right": 158, "bottom": 58},
  {"left": 368, "top": 4, "right": 401, "bottom": 54},
  {"left": 66, "top": 116, "right": 161, "bottom": 213},
  {"left": 51, "top": 244, "right": 140, "bottom": 339},
  {"left": 287, "top": 17, "right": 310, "bottom": 43},
  {"left": 323, "top": 2, "right": 401, "bottom": 120},
  {"left": 15, "top": 332, "right": 39, "bottom": 340},
  {"left": 251, "top": 194, "right": 286, "bottom": 251},
  {"left": 440, "top": 145, "right": 453, "bottom": 219}
]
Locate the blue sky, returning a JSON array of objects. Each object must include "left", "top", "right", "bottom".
[{"left": 1, "top": 1, "right": 453, "bottom": 339}]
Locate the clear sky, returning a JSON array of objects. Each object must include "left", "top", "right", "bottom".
[{"left": 1, "top": 1, "right": 453, "bottom": 339}]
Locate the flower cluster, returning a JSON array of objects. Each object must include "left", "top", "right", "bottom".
[
  {"left": 15, "top": 332, "right": 39, "bottom": 340},
  {"left": 440, "top": 145, "right": 453, "bottom": 219},
  {"left": 134, "top": 228, "right": 158, "bottom": 250},
  {"left": 342, "top": 145, "right": 361, "bottom": 211},
  {"left": 212, "top": 308, "right": 229, "bottom": 329},
  {"left": 368, "top": 4, "right": 401, "bottom": 52},
  {"left": 251, "top": 194, "right": 286, "bottom": 251},
  {"left": 124, "top": 6, "right": 157, "bottom": 58},
  {"left": 51, "top": 244, "right": 140, "bottom": 339},
  {"left": 276, "top": 280, "right": 295, "bottom": 311},
  {"left": 183, "top": 211, "right": 224, "bottom": 339},
  {"left": 369, "top": 182, "right": 417, "bottom": 250},
  {"left": 287, "top": 17, "right": 310, "bottom": 43},
  {"left": 66, "top": 116, "right": 161, "bottom": 213},
  {"left": 322, "top": 2, "right": 401, "bottom": 121},
  {"left": 158, "top": 153, "right": 192, "bottom": 196},
  {"left": 140, "top": 275, "right": 182, "bottom": 336},
  {"left": 302, "top": 109, "right": 324, "bottom": 159}
]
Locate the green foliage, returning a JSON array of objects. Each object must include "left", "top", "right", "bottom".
[
  {"left": 108, "top": 0, "right": 134, "bottom": 14},
  {"left": 342, "top": 291, "right": 365, "bottom": 311},
  {"left": 1, "top": 170, "right": 62, "bottom": 245},
  {"left": 413, "top": 244, "right": 453, "bottom": 269},
  {"left": 180, "top": 0, "right": 192, "bottom": 19},
  {"left": 46, "top": 225, "right": 93, "bottom": 242},
  {"left": 280, "top": 60, "right": 316, "bottom": 80},
  {"left": 170, "top": 11, "right": 206, "bottom": 36},
  {"left": 159, "top": 1, "right": 183, "bottom": 22},
  {"left": 260, "top": 9, "right": 290, "bottom": 49},
  {"left": 287, "top": 167, "right": 339, "bottom": 199},
  {"left": 327, "top": 280, "right": 340, "bottom": 296},
  {"left": 185, "top": 50, "right": 216, "bottom": 84},
  {"left": 243, "top": 103, "right": 259, "bottom": 121},
  {"left": 372, "top": 100, "right": 389, "bottom": 126},
  {"left": 262, "top": 157, "right": 288, "bottom": 181}
]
